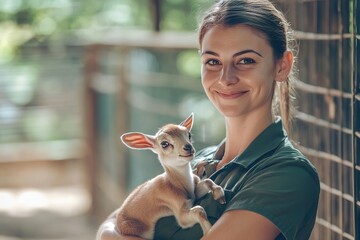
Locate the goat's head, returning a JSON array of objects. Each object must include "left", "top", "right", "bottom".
[{"left": 121, "top": 113, "right": 195, "bottom": 167}]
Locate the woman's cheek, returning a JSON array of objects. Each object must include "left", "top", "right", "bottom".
[{"left": 202, "top": 69, "right": 218, "bottom": 83}]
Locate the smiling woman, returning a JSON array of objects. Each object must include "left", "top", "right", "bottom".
[
  {"left": 200, "top": 25, "right": 287, "bottom": 120},
  {"left": 92, "top": 1, "right": 320, "bottom": 240},
  {"left": 152, "top": 1, "right": 320, "bottom": 240},
  {"left": 198, "top": 0, "right": 298, "bottom": 133}
]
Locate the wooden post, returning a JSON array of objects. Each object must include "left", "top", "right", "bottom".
[{"left": 83, "top": 44, "right": 100, "bottom": 216}]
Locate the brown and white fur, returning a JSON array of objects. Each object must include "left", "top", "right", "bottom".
[{"left": 96, "top": 113, "right": 225, "bottom": 240}]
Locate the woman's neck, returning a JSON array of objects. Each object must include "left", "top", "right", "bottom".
[{"left": 217, "top": 112, "right": 274, "bottom": 170}]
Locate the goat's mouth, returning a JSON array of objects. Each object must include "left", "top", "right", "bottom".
[{"left": 179, "top": 153, "right": 194, "bottom": 158}]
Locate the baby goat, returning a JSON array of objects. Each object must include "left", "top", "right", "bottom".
[{"left": 96, "top": 113, "right": 225, "bottom": 240}]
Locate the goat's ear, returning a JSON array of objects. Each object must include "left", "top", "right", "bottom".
[
  {"left": 121, "top": 132, "right": 155, "bottom": 150},
  {"left": 180, "top": 113, "right": 194, "bottom": 131}
]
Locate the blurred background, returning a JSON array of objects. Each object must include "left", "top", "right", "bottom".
[{"left": 0, "top": 0, "right": 358, "bottom": 239}]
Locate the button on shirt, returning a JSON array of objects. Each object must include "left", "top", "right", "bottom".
[{"left": 154, "top": 118, "right": 320, "bottom": 240}]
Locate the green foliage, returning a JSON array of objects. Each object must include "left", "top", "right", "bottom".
[
  {"left": 0, "top": 0, "right": 211, "bottom": 62},
  {"left": 176, "top": 50, "right": 201, "bottom": 78},
  {"left": 0, "top": 0, "right": 213, "bottom": 144},
  {"left": 0, "top": 0, "right": 151, "bottom": 61}
]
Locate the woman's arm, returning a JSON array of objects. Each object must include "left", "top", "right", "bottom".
[{"left": 201, "top": 210, "right": 280, "bottom": 240}]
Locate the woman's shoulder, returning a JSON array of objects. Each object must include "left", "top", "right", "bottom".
[{"left": 250, "top": 141, "right": 320, "bottom": 194}]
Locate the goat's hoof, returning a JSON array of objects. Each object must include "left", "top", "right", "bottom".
[
  {"left": 191, "top": 206, "right": 207, "bottom": 218},
  {"left": 217, "top": 196, "right": 226, "bottom": 204},
  {"left": 213, "top": 187, "right": 226, "bottom": 204}
]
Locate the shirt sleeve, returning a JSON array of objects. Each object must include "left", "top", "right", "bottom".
[{"left": 226, "top": 161, "right": 320, "bottom": 240}]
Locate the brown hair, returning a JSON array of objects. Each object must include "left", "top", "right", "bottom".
[{"left": 198, "top": 0, "right": 298, "bottom": 133}]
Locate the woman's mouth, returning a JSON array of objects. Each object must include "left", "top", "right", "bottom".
[{"left": 216, "top": 90, "right": 249, "bottom": 99}]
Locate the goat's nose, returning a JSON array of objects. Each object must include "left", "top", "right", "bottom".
[{"left": 183, "top": 144, "right": 193, "bottom": 152}]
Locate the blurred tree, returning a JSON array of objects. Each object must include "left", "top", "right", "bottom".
[
  {"left": 0, "top": 0, "right": 212, "bottom": 62},
  {"left": 0, "top": 0, "right": 214, "bottom": 144}
]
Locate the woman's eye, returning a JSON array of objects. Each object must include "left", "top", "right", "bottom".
[
  {"left": 161, "top": 141, "right": 170, "bottom": 149},
  {"left": 239, "top": 58, "right": 255, "bottom": 64},
  {"left": 206, "top": 59, "right": 220, "bottom": 65}
]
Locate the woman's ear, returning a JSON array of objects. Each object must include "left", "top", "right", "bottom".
[{"left": 275, "top": 51, "right": 293, "bottom": 82}]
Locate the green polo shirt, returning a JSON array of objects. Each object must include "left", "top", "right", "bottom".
[{"left": 154, "top": 118, "right": 320, "bottom": 240}]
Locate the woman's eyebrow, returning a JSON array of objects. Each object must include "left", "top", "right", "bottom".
[
  {"left": 201, "top": 49, "right": 263, "bottom": 57},
  {"left": 201, "top": 50, "right": 219, "bottom": 56},
  {"left": 234, "top": 49, "right": 263, "bottom": 57}
]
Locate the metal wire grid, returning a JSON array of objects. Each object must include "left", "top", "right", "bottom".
[
  {"left": 354, "top": 2, "right": 359, "bottom": 237},
  {"left": 273, "top": 0, "right": 359, "bottom": 239}
]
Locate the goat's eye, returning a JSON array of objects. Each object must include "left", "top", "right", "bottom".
[
  {"left": 188, "top": 132, "right": 192, "bottom": 140},
  {"left": 161, "top": 141, "right": 170, "bottom": 149}
]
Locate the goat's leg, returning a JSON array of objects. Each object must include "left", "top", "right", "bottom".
[
  {"left": 195, "top": 179, "right": 226, "bottom": 204},
  {"left": 173, "top": 200, "right": 212, "bottom": 235}
]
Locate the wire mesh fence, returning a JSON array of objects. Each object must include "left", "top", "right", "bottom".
[{"left": 274, "top": 0, "right": 359, "bottom": 239}]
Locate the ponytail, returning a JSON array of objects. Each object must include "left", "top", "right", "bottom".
[{"left": 274, "top": 73, "right": 297, "bottom": 135}]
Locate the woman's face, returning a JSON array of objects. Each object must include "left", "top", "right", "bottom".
[{"left": 200, "top": 25, "right": 281, "bottom": 119}]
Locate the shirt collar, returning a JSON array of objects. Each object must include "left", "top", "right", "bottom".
[{"left": 213, "top": 117, "right": 287, "bottom": 169}]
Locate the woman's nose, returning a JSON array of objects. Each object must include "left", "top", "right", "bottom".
[{"left": 219, "top": 64, "right": 239, "bottom": 85}]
